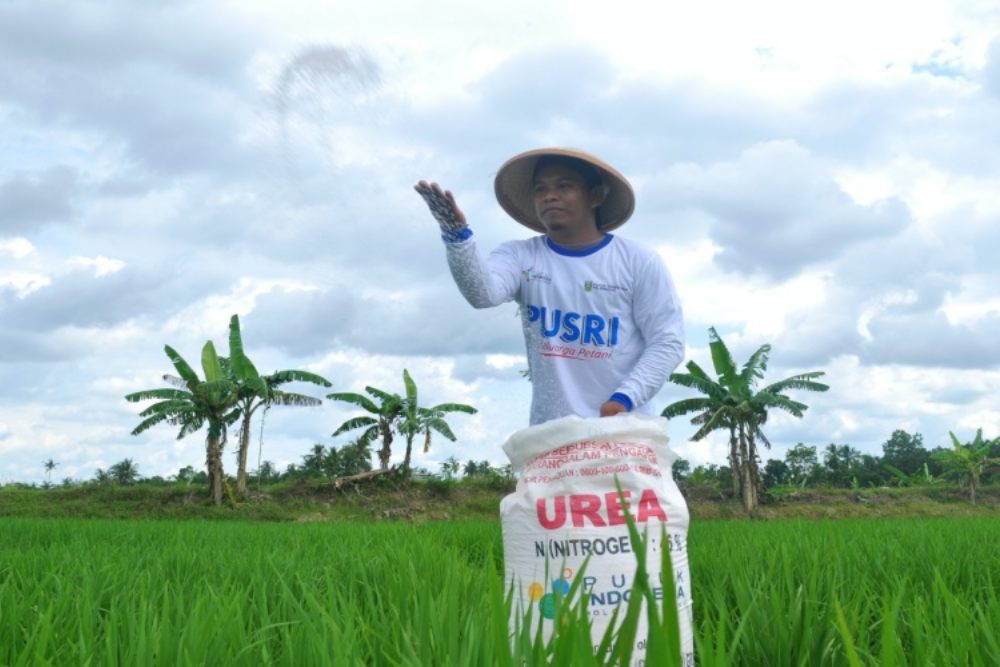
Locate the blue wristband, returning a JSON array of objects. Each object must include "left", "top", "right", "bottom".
[
  {"left": 609, "top": 392, "right": 633, "bottom": 411},
  {"left": 441, "top": 227, "right": 473, "bottom": 243}
]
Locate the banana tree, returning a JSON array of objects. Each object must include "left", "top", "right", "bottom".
[
  {"left": 329, "top": 386, "right": 404, "bottom": 470},
  {"left": 126, "top": 342, "right": 239, "bottom": 505},
  {"left": 662, "top": 327, "right": 828, "bottom": 513},
  {"left": 932, "top": 429, "right": 1000, "bottom": 504},
  {"left": 225, "top": 315, "right": 331, "bottom": 495},
  {"left": 396, "top": 368, "right": 477, "bottom": 476}
]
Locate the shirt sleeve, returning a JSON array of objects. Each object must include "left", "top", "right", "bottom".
[
  {"left": 613, "top": 250, "right": 685, "bottom": 409},
  {"left": 444, "top": 236, "right": 523, "bottom": 309}
]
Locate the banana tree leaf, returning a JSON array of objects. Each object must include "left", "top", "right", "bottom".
[
  {"left": 402, "top": 369, "right": 417, "bottom": 403},
  {"left": 426, "top": 402, "right": 477, "bottom": 415},
  {"left": 164, "top": 345, "right": 199, "bottom": 384},
  {"left": 365, "top": 386, "right": 398, "bottom": 403},
  {"left": 130, "top": 413, "right": 170, "bottom": 436},
  {"left": 683, "top": 359, "right": 714, "bottom": 383},
  {"left": 327, "top": 392, "right": 379, "bottom": 413},
  {"left": 228, "top": 315, "right": 260, "bottom": 381},
  {"left": 424, "top": 417, "right": 456, "bottom": 442},
  {"left": 242, "top": 376, "right": 270, "bottom": 401},
  {"left": 268, "top": 370, "right": 332, "bottom": 388},
  {"left": 138, "top": 399, "right": 196, "bottom": 418},
  {"left": 201, "top": 341, "right": 223, "bottom": 384},
  {"left": 666, "top": 372, "right": 726, "bottom": 400},
  {"left": 660, "top": 397, "right": 711, "bottom": 419},
  {"left": 708, "top": 326, "right": 739, "bottom": 388},
  {"left": 762, "top": 372, "right": 828, "bottom": 394},
  {"left": 125, "top": 388, "right": 190, "bottom": 403},
  {"left": 177, "top": 418, "right": 205, "bottom": 440},
  {"left": 333, "top": 416, "right": 378, "bottom": 437},
  {"left": 161, "top": 375, "right": 187, "bottom": 389},
  {"left": 269, "top": 391, "right": 323, "bottom": 407},
  {"left": 739, "top": 344, "right": 771, "bottom": 386}
]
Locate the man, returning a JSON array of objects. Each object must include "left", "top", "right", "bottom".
[{"left": 415, "top": 147, "right": 684, "bottom": 425}]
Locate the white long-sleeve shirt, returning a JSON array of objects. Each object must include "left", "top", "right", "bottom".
[{"left": 445, "top": 232, "right": 684, "bottom": 425}]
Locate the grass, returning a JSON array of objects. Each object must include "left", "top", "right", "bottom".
[
  {"left": 3, "top": 480, "right": 999, "bottom": 523},
  {"left": 3, "top": 516, "right": 999, "bottom": 665}
]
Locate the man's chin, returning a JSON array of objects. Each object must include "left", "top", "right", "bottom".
[{"left": 540, "top": 219, "right": 566, "bottom": 233}]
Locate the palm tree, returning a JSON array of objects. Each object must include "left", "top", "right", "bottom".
[
  {"left": 932, "top": 429, "right": 1000, "bottom": 504},
  {"left": 396, "top": 369, "right": 478, "bottom": 476},
  {"left": 43, "top": 459, "right": 57, "bottom": 485},
  {"left": 333, "top": 438, "right": 373, "bottom": 476},
  {"left": 328, "top": 385, "right": 405, "bottom": 470},
  {"left": 301, "top": 444, "right": 327, "bottom": 477},
  {"left": 109, "top": 458, "right": 140, "bottom": 485},
  {"left": 256, "top": 460, "right": 278, "bottom": 484},
  {"left": 662, "top": 327, "right": 828, "bottom": 513},
  {"left": 224, "top": 315, "right": 331, "bottom": 495},
  {"left": 125, "top": 342, "right": 239, "bottom": 505},
  {"left": 441, "top": 456, "right": 462, "bottom": 480}
]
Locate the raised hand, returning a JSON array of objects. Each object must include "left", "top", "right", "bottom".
[{"left": 414, "top": 181, "right": 467, "bottom": 233}]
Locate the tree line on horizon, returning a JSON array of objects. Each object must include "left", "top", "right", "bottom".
[
  {"left": 21, "top": 426, "right": 997, "bottom": 502},
  {"left": 673, "top": 428, "right": 1000, "bottom": 499},
  {"left": 18, "top": 447, "right": 513, "bottom": 491}
]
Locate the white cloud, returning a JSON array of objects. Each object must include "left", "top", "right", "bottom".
[
  {"left": 68, "top": 255, "right": 125, "bottom": 276},
  {"left": 2, "top": 0, "right": 999, "bottom": 483},
  {"left": 0, "top": 237, "right": 35, "bottom": 258}
]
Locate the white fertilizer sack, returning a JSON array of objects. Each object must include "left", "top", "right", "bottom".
[{"left": 501, "top": 415, "right": 693, "bottom": 666}]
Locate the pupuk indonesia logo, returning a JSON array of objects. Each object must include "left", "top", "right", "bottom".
[
  {"left": 583, "top": 280, "right": 626, "bottom": 294},
  {"left": 529, "top": 568, "right": 573, "bottom": 620}
]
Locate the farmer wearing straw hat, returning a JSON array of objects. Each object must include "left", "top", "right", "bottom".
[{"left": 415, "top": 148, "right": 684, "bottom": 426}]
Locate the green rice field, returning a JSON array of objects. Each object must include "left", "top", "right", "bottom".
[{"left": 3, "top": 516, "right": 999, "bottom": 665}]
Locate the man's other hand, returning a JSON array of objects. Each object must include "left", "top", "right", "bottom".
[{"left": 599, "top": 400, "right": 629, "bottom": 417}]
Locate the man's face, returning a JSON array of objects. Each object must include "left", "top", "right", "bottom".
[{"left": 531, "top": 164, "right": 603, "bottom": 237}]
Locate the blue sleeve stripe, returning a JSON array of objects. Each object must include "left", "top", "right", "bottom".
[
  {"left": 442, "top": 227, "right": 474, "bottom": 243},
  {"left": 609, "top": 392, "right": 633, "bottom": 411}
]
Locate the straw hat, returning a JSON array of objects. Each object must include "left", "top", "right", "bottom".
[{"left": 494, "top": 148, "right": 635, "bottom": 233}]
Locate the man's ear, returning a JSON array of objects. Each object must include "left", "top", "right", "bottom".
[{"left": 589, "top": 184, "right": 609, "bottom": 209}]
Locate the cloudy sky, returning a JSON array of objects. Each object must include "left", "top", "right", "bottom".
[{"left": 2, "top": 0, "right": 999, "bottom": 484}]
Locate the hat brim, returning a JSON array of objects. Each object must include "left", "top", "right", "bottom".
[{"left": 494, "top": 148, "right": 635, "bottom": 233}]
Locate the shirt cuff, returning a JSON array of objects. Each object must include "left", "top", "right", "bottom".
[
  {"left": 441, "top": 227, "right": 473, "bottom": 243},
  {"left": 608, "top": 392, "right": 633, "bottom": 411}
]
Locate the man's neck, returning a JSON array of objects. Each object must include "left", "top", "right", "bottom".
[{"left": 544, "top": 228, "right": 605, "bottom": 249}]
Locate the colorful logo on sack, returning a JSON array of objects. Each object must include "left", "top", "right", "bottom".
[
  {"left": 530, "top": 568, "right": 573, "bottom": 620},
  {"left": 525, "top": 304, "right": 619, "bottom": 347}
]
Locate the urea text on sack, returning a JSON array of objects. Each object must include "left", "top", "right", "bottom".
[{"left": 535, "top": 489, "right": 667, "bottom": 529}]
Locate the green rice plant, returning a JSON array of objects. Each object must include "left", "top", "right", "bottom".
[{"left": 3, "top": 516, "right": 1000, "bottom": 665}]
